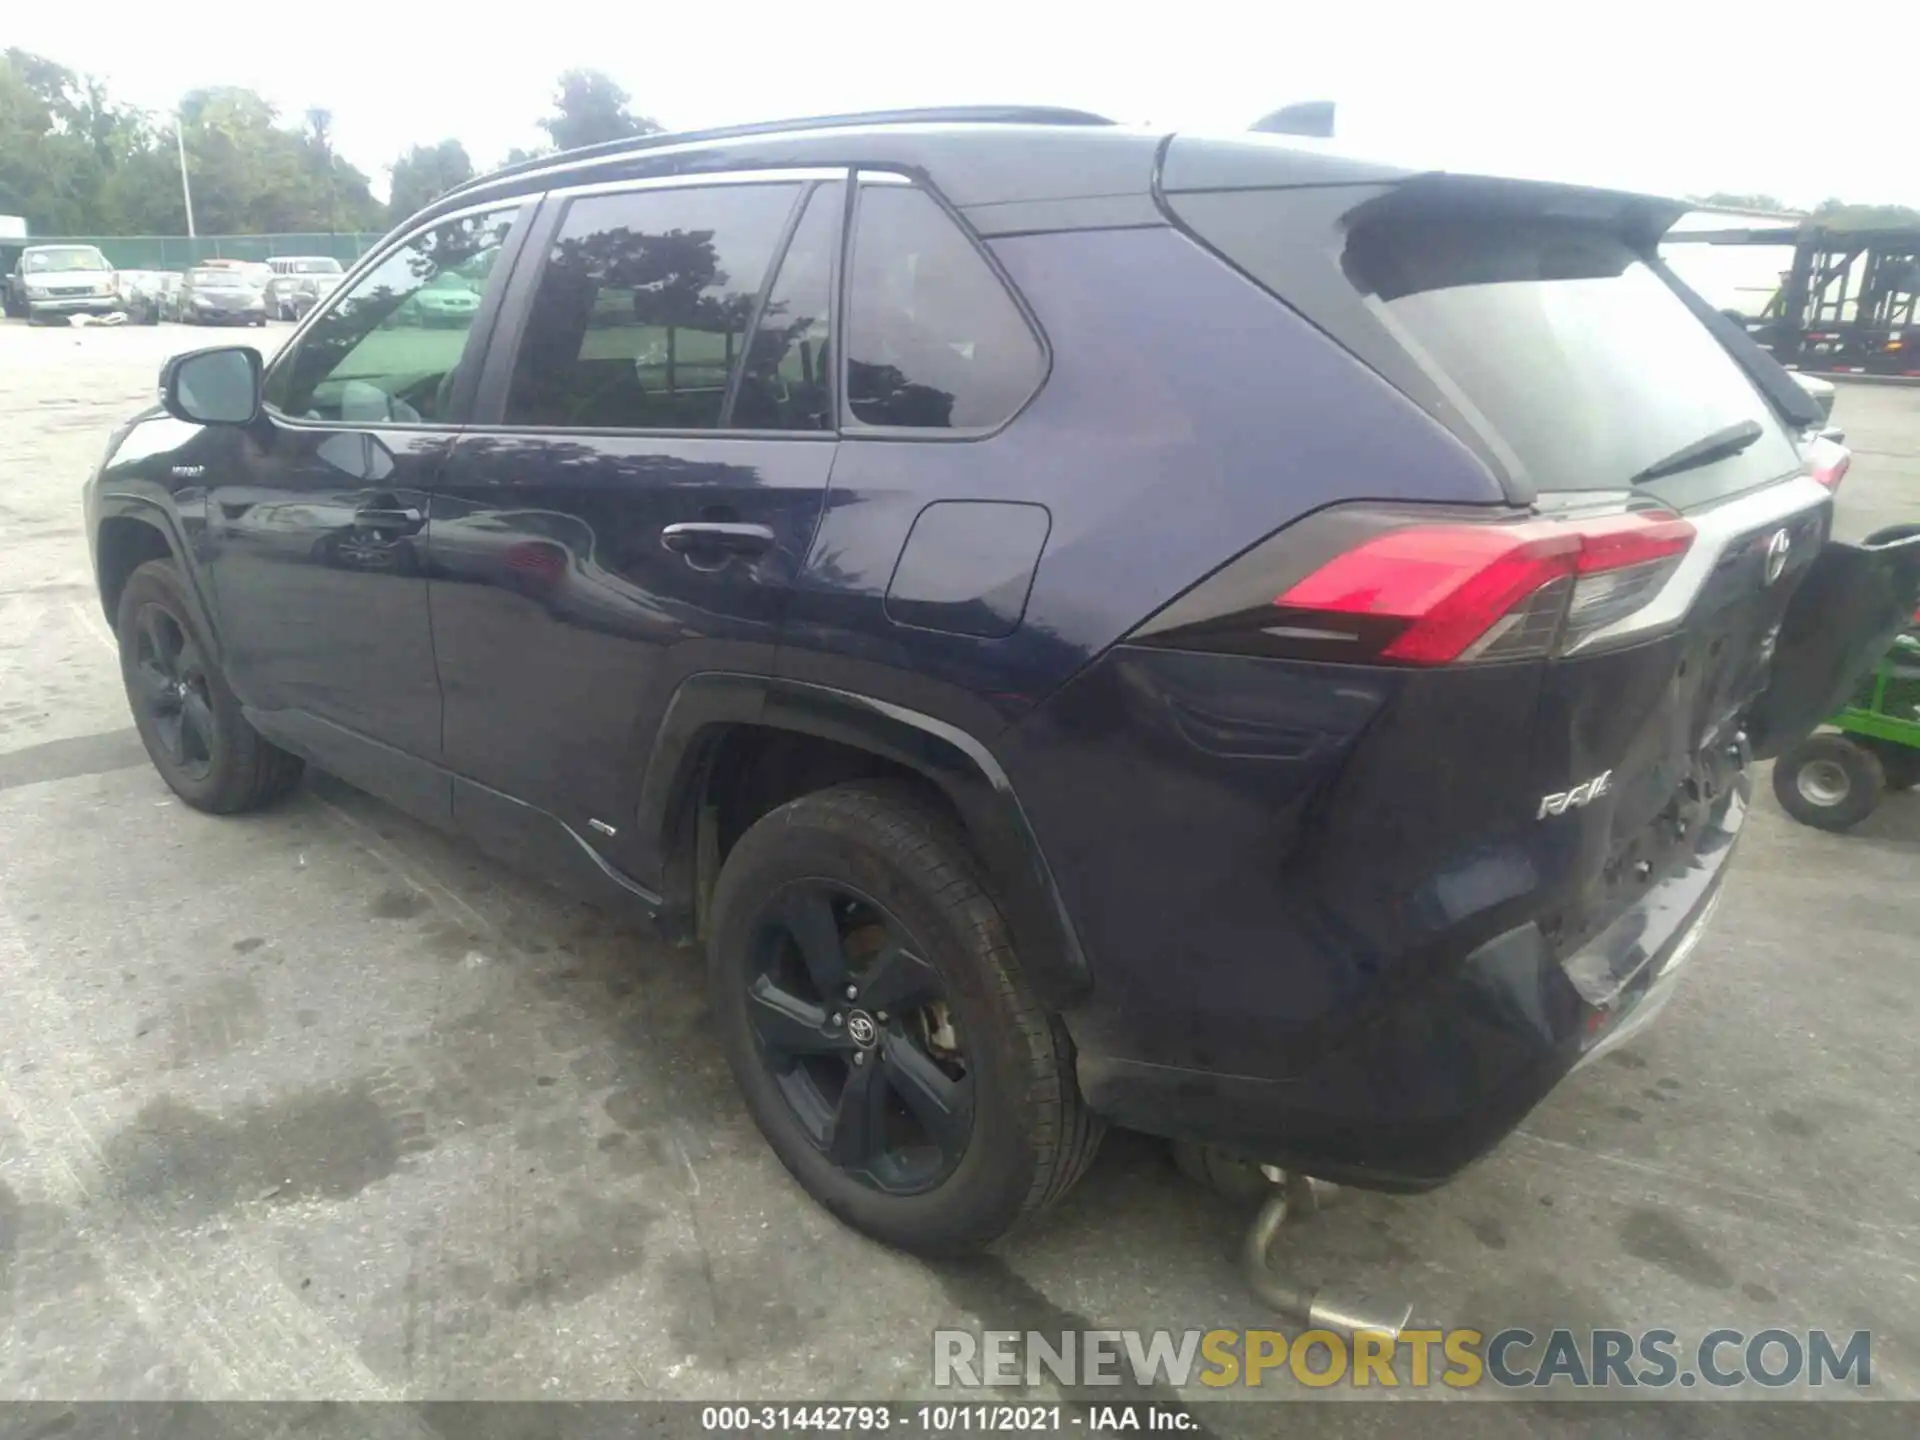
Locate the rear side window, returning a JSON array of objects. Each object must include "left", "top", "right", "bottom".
[
  {"left": 1347, "top": 216, "right": 1802, "bottom": 506},
  {"left": 504, "top": 183, "right": 800, "bottom": 430},
  {"left": 732, "top": 181, "right": 841, "bottom": 431},
  {"left": 844, "top": 184, "right": 1043, "bottom": 430}
]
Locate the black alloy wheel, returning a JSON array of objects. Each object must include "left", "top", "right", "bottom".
[
  {"left": 127, "top": 601, "right": 218, "bottom": 784},
  {"left": 114, "top": 559, "right": 304, "bottom": 813},
  {"left": 708, "top": 781, "right": 1102, "bottom": 1252},
  {"left": 746, "top": 881, "right": 973, "bottom": 1195}
]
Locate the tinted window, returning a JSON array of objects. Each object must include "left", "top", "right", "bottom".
[
  {"left": 733, "top": 182, "right": 840, "bottom": 431},
  {"left": 264, "top": 208, "right": 517, "bottom": 424},
  {"left": 844, "top": 184, "right": 1043, "bottom": 429},
  {"left": 1347, "top": 214, "right": 1802, "bottom": 506},
  {"left": 503, "top": 183, "right": 800, "bottom": 430}
]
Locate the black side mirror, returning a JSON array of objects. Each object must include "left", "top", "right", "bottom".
[{"left": 160, "top": 346, "right": 262, "bottom": 425}]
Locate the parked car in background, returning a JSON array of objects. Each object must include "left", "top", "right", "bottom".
[
  {"left": 176, "top": 265, "right": 269, "bottom": 326},
  {"left": 266, "top": 256, "right": 345, "bottom": 319},
  {"left": 290, "top": 273, "right": 343, "bottom": 320},
  {"left": 396, "top": 267, "right": 485, "bottom": 327},
  {"left": 115, "top": 269, "right": 172, "bottom": 325},
  {"left": 82, "top": 108, "right": 1920, "bottom": 1256},
  {"left": 4, "top": 243, "right": 119, "bottom": 322}
]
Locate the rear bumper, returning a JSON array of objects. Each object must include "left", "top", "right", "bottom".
[{"left": 1071, "top": 767, "right": 1749, "bottom": 1190}]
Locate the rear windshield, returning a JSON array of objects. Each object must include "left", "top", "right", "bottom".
[
  {"left": 1345, "top": 216, "right": 1802, "bottom": 507},
  {"left": 189, "top": 269, "right": 247, "bottom": 287},
  {"left": 1166, "top": 186, "right": 1804, "bottom": 509}
]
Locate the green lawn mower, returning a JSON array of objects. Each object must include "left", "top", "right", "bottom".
[
  {"left": 1772, "top": 525, "right": 1920, "bottom": 831},
  {"left": 1774, "top": 626, "right": 1920, "bottom": 829}
]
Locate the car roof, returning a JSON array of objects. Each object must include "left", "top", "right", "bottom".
[
  {"left": 428, "top": 108, "right": 1173, "bottom": 224},
  {"left": 414, "top": 107, "right": 1688, "bottom": 248}
]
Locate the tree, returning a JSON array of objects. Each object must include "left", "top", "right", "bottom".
[
  {"left": 175, "top": 86, "right": 382, "bottom": 234},
  {"left": 1689, "top": 192, "right": 1796, "bottom": 215},
  {"left": 540, "top": 69, "right": 661, "bottom": 153},
  {"left": 305, "top": 107, "right": 339, "bottom": 233},
  {"left": 1811, "top": 198, "right": 1920, "bottom": 230},
  {"left": 387, "top": 139, "right": 474, "bottom": 224}
]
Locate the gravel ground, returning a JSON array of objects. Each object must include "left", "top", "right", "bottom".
[{"left": 1, "top": 317, "right": 1917, "bottom": 1426}]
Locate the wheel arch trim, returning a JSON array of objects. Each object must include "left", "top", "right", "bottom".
[
  {"left": 92, "top": 495, "right": 222, "bottom": 657},
  {"left": 636, "top": 673, "right": 1092, "bottom": 1007}
]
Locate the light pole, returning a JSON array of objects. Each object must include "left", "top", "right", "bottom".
[{"left": 175, "top": 113, "right": 197, "bottom": 240}]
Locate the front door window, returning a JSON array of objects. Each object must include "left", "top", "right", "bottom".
[{"left": 264, "top": 207, "right": 521, "bottom": 424}]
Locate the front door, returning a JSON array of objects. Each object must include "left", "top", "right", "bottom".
[
  {"left": 202, "top": 203, "right": 529, "bottom": 768},
  {"left": 429, "top": 174, "right": 844, "bottom": 857}
]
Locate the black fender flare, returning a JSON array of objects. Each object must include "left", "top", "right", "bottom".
[
  {"left": 634, "top": 673, "right": 1092, "bottom": 1009},
  {"left": 92, "top": 492, "right": 224, "bottom": 659}
]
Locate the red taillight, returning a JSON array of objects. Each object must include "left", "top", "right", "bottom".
[
  {"left": 1810, "top": 443, "right": 1850, "bottom": 492},
  {"left": 1273, "top": 513, "right": 1695, "bottom": 665}
]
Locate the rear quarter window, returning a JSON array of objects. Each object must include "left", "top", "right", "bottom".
[{"left": 844, "top": 183, "right": 1044, "bottom": 430}]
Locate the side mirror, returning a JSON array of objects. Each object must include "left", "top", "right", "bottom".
[{"left": 160, "top": 346, "right": 262, "bottom": 426}]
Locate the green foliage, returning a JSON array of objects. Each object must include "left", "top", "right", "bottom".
[
  {"left": 387, "top": 139, "right": 475, "bottom": 224},
  {"left": 541, "top": 69, "right": 661, "bottom": 153},
  {"left": 0, "top": 52, "right": 665, "bottom": 238},
  {"left": 1688, "top": 192, "right": 1797, "bottom": 214},
  {"left": 1811, "top": 198, "right": 1920, "bottom": 231},
  {"left": 1, "top": 49, "right": 383, "bottom": 235}
]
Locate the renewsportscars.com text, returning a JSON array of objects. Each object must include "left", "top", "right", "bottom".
[{"left": 932, "top": 1327, "right": 1873, "bottom": 1390}]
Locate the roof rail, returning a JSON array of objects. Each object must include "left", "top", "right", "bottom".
[{"left": 450, "top": 105, "right": 1117, "bottom": 199}]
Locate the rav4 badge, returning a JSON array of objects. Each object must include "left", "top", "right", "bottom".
[{"left": 1539, "top": 770, "right": 1613, "bottom": 818}]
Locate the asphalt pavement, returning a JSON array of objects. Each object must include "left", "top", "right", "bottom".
[{"left": 1, "top": 318, "right": 1916, "bottom": 1426}]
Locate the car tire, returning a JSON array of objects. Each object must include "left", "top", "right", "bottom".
[
  {"left": 115, "top": 559, "right": 305, "bottom": 814},
  {"left": 708, "top": 780, "right": 1102, "bottom": 1254},
  {"left": 1772, "top": 735, "right": 1884, "bottom": 831}
]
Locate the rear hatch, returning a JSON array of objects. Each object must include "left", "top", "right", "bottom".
[{"left": 1153, "top": 152, "right": 1920, "bottom": 961}]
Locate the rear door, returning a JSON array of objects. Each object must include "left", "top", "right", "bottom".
[{"left": 429, "top": 171, "right": 843, "bottom": 859}]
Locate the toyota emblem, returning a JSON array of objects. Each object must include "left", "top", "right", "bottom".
[
  {"left": 1763, "top": 528, "right": 1791, "bottom": 586},
  {"left": 846, "top": 1011, "right": 879, "bottom": 1048}
]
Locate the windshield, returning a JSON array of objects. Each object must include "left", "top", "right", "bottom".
[
  {"left": 1345, "top": 215, "right": 1803, "bottom": 508},
  {"left": 25, "top": 248, "right": 109, "bottom": 273},
  {"left": 189, "top": 269, "right": 248, "bottom": 288},
  {"left": 293, "top": 258, "right": 342, "bottom": 274}
]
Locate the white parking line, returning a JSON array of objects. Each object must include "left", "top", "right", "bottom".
[{"left": 69, "top": 596, "right": 119, "bottom": 656}]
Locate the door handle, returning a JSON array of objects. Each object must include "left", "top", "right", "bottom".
[{"left": 660, "top": 522, "right": 776, "bottom": 558}]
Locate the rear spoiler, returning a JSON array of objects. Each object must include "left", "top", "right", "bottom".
[{"left": 1344, "top": 176, "right": 1822, "bottom": 431}]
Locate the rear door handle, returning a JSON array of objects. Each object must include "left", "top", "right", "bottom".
[{"left": 660, "top": 522, "right": 776, "bottom": 558}]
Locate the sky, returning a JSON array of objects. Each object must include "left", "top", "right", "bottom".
[{"left": 12, "top": 0, "right": 1914, "bottom": 210}]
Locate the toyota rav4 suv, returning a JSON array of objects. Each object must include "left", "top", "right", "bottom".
[{"left": 85, "top": 108, "right": 1920, "bottom": 1253}]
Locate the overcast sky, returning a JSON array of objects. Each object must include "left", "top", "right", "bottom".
[{"left": 14, "top": 0, "right": 1912, "bottom": 209}]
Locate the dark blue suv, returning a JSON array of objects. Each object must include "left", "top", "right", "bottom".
[{"left": 86, "top": 108, "right": 1920, "bottom": 1253}]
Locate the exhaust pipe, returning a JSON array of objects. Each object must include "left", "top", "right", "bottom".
[{"left": 1240, "top": 1168, "right": 1415, "bottom": 1340}]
